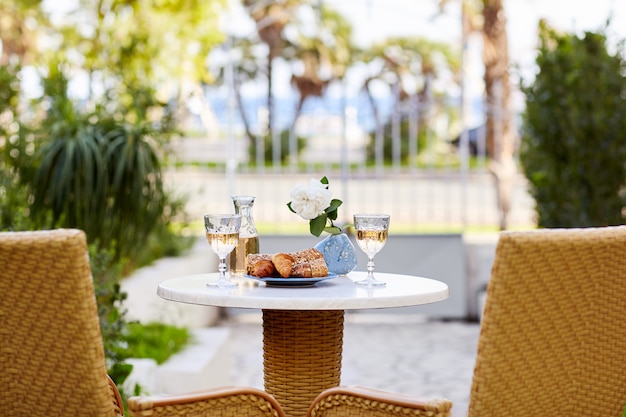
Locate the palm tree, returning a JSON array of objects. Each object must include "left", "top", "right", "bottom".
[
  {"left": 481, "top": 0, "right": 517, "bottom": 230},
  {"left": 439, "top": 0, "right": 516, "bottom": 230},
  {"left": 242, "top": 0, "right": 306, "bottom": 134},
  {"left": 209, "top": 36, "right": 264, "bottom": 145},
  {"left": 287, "top": 5, "right": 355, "bottom": 132},
  {"left": 358, "top": 37, "right": 460, "bottom": 162}
]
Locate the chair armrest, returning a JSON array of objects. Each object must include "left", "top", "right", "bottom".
[
  {"left": 107, "top": 375, "right": 125, "bottom": 417},
  {"left": 127, "top": 386, "right": 286, "bottom": 417},
  {"left": 307, "top": 386, "right": 452, "bottom": 417}
]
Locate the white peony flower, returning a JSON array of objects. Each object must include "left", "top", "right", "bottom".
[
  {"left": 289, "top": 179, "right": 332, "bottom": 220},
  {"left": 287, "top": 176, "right": 343, "bottom": 237}
]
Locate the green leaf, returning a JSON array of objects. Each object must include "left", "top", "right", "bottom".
[
  {"left": 327, "top": 198, "right": 342, "bottom": 211},
  {"left": 287, "top": 201, "right": 296, "bottom": 213},
  {"left": 324, "top": 226, "right": 342, "bottom": 235},
  {"left": 108, "top": 362, "right": 133, "bottom": 386},
  {"left": 325, "top": 199, "right": 342, "bottom": 221},
  {"left": 320, "top": 176, "right": 329, "bottom": 186},
  {"left": 310, "top": 214, "right": 327, "bottom": 237}
]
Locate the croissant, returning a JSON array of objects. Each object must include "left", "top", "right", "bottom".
[
  {"left": 272, "top": 253, "right": 295, "bottom": 277},
  {"left": 246, "top": 254, "right": 276, "bottom": 277}
]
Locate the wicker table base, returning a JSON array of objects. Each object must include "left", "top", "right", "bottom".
[{"left": 262, "top": 309, "right": 344, "bottom": 417}]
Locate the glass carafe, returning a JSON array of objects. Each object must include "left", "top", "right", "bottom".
[{"left": 229, "top": 196, "right": 260, "bottom": 275}]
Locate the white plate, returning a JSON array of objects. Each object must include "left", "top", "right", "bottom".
[{"left": 244, "top": 273, "right": 338, "bottom": 287}]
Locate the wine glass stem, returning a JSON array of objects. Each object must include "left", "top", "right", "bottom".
[
  {"left": 218, "top": 257, "right": 227, "bottom": 281},
  {"left": 367, "top": 256, "right": 375, "bottom": 280}
]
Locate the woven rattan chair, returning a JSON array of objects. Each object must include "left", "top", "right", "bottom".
[
  {"left": 0, "top": 229, "right": 285, "bottom": 417},
  {"left": 308, "top": 226, "right": 626, "bottom": 417},
  {"left": 307, "top": 386, "right": 452, "bottom": 417},
  {"left": 127, "top": 387, "right": 286, "bottom": 417},
  {"left": 465, "top": 226, "right": 626, "bottom": 416}
]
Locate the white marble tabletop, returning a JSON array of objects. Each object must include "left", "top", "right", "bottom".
[{"left": 157, "top": 271, "right": 449, "bottom": 311}]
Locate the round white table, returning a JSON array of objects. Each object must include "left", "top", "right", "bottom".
[{"left": 157, "top": 271, "right": 449, "bottom": 417}]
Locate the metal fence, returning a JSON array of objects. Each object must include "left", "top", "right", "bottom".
[{"left": 167, "top": 93, "right": 536, "bottom": 234}]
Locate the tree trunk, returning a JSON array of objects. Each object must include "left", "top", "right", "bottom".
[
  {"left": 363, "top": 78, "right": 382, "bottom": 134},
  {"left": 482, "top": 0, "right": 517, "bottom": 230},
  {"left": 232, "top": 74, "right": 256, "bottom": 146}
]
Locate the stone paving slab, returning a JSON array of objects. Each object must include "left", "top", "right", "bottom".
[{"left": 224, "top": 312, "right": 480, "bottom": 417}]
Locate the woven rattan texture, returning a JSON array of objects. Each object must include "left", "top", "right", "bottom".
[
  {"left": 263, "top": 309, "right": 344, "bottom": 417},
  {"left": 308, "top": 393, "right": 452, "bottom": 417},
  {"left": 468, "top": 226, "right": 626, "bottom": 417},
  {"left": 0, "top": 229, "right": 117, "bottom": 416},
  {"left": 128, "top": 392, "right": 285, "bottom": 417}
]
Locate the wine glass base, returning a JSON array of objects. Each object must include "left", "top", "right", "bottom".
[{"left": 355, "top": 278, "right": 386, "bottom": 287}]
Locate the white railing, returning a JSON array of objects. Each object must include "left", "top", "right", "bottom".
[{"left": 167, "top": 152, "right": 535, "bottom": 235}]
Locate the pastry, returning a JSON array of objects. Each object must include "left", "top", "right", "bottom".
[
  {"left": 246, "top": 254, "right": 276, "bottom": 277},
  {"left": 293, "top": 248, "right": 325, "bottom": 262},
  {"left": 291, "top": 248, "right": 328, "bottom": 278},
  {"left": 272, "top": 252, "right": 295, "bottom": 277},
  {"left": 309, "top": 257, "right": 329, "bottom": 277},
  {"left": 246, "top": 248, "right": 328, "bottom": 278}
]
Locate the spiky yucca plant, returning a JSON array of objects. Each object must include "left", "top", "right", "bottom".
[{"left": 29, "top": 63, "right": 185, "bottom": 263}]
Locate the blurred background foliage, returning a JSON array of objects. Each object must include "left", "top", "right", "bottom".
[{"left": 0, "top": 0, "right": 227, "bottom": 264}]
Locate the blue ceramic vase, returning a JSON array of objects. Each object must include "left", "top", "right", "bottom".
[{"left": 315, "top": 233, "right": 358, "bottom": 275}]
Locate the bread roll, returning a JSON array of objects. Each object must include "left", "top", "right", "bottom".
[
  {"left": 293, "top": 248, "right": 325, "bottom": 262},
  {"left": 308, "top": 257, "right": 329, "bottom": 277},
  {"left": 291, "top": 248, "right": 328, "bottom": 278}
]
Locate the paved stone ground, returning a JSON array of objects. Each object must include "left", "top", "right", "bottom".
[{"left": 224, "top": 312, "right": 480, "bottom": 417}]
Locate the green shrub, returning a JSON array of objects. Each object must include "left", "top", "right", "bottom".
[
  {"left": 124, "top": 322, "right": 192, "bottom": 365},
  {"left": 0, "top": 63, "right": 32, "bottom": 231},
  {"left": 520, "top": 22, "right": 626, "bottom": 227},
  {"left": 89, "top": 244, "right": 134, "bottom": 390}
]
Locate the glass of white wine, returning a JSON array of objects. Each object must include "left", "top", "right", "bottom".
[
  {"left": 353, "top": 214, "right": 390, "bottom": 286},
  {"left": 204, "top": 214, "right": 242, "bottom": 288}
]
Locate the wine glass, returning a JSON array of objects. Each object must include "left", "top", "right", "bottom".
[
  {"left": 204, "top": 214, "right": 242, "bottom": 288},
  {"left": 353, "top": 214, "right": 390, "bottom": 286}
]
